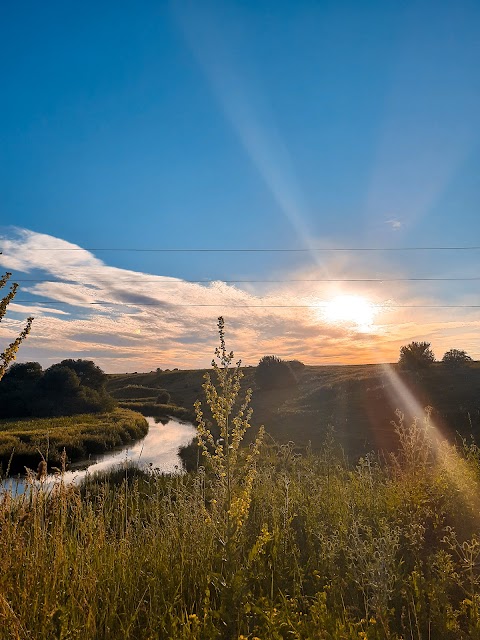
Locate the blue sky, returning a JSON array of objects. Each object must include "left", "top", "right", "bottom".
[{"left": 0, "top": 0, "right": 479, "bottom": 369}]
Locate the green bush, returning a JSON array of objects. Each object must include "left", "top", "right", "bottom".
[
  {"left": 155, "top": 389, "right": 170, "bottom": 404},
  {"left": 111, "top": 385, "right": 161, "bottom": 399},
  {"left": 442, "top": 348, "right": 473, "bottom": 367}
]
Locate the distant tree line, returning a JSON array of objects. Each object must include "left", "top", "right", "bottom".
[
  {"left": 398, "top": 342, "right": 473, "bottom": 370},
  {"left": 0, "top": 359, "right": 115, "bottom": 419}
]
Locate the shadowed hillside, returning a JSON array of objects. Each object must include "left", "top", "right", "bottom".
[{"left": 107, "top": 363, "right": 480, "bottom": 459}]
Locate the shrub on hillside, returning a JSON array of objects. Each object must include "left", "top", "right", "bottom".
[
  {"left": 155, "top": 390, "right": 171, "bottom": 404},
  {"left": 255, "top": 355, "right": 297, "bottom": 390},
  {"left": 287, "top": 359, "right": 306, "bottom": 372},
  {"left": 111, "top": 385, "right": 161, "bottom": 399},
  {"left": 398, "top": 341, "right": 435, "bottom": 370}
]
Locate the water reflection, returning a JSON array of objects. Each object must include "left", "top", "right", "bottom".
[{"left": 3, "top": 417, "right": 196, "bottom": 495}]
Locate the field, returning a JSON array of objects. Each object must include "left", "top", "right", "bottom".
[{"left": 0, "top": 408, "right": 148, "bottom": 475}]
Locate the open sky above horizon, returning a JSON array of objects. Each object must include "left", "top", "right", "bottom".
[{"left": 1, "top": 0, "right": 479, "bottom": 371}]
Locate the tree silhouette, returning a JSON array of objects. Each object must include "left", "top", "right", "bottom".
[
  {"left": 398, "top": 341, "right": 435, "bottom": 370},
  {"left": 442, "top": 349, "right": 473, "bottom": 367},
  {"left": 255, "top": 355, "right": 297, "bottom": 389}
]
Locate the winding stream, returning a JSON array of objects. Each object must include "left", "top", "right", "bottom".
[{"left": 4, "top": 417, "right": 197, "bottom": 495}]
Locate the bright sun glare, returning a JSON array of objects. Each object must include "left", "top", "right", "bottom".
[{"left": 322, "top": 295, "right": 378, "bottom": 332}]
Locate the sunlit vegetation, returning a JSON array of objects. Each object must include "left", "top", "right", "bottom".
[
  {"left": 2, "top": 379, "right": 480, "bottom": 636},
  {"left": 0, "top": 408, "right": 148, "bottom": 474},
  {"left": 2, "top": 300, "right": 480, "bottom": 637},
  {"left": 0, "top": 270, "right": 33, "bottom": 382}
]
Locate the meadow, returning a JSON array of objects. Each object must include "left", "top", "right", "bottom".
[
  {"left": 1, "top": 415, "right": 480, "bottom": 639},
  {"left": 0, "top": 408, "right": 148, "bottom": 475}
]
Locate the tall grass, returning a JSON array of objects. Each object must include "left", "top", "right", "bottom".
[{"left": 1, "top": 419, "right": 480, "bottom": 639}]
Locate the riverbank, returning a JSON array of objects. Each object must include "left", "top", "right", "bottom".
[
  {"left": 117, "top": 400, "right": 194, "bottom": 422},
  {"left": 0, "top": 408, "right": 148, "bottom": 475}
]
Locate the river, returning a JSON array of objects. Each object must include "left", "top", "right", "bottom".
[{"left": 3, "top": 416, "right": 197, "bottom": 495}]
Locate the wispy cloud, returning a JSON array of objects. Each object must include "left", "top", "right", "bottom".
[
  {"left": 0, "top": 227, "right": 478, "bottom": 371},
  {"left": 385, "top": 218, "right": 402, "bottom": 231}
]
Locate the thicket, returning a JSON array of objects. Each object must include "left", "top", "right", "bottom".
[
  {"left": 0, "top": 359, "right": 115, "bottom": 418},
  {"left": 2, "top": 319, "right": 480, "bottom": 638}
]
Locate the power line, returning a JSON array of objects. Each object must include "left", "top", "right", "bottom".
[
  {"left": 13, "top": 277, "right": 480, "bottom": 284},
  {"left": 3, "top": 246, "right": 480, "bottom": 252},
  {"left": 14, "top": 300, "right": 480, "bottom": 309}
]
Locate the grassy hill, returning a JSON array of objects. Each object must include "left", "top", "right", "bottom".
[{"left": 107, "top": 363, "right": 480, "bottom": 460}]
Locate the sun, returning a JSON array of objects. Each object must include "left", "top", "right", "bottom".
[{"left": 322, "top": 295, "right": 378, "bottom": 332}]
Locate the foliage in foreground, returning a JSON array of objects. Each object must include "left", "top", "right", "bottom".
[
  {"left": 0, "top": 270, "right": 33, "bottom": 382},
  {"left": 0, "top": 408, "right": 148, "bottom": 474},
  {"left": 2, "top": 417, "right": 480, "bottom": 639}
]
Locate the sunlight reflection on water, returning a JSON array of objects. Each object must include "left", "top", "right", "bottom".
[{"left": 3, "top": 417, "right": 197, "bottom": 496}]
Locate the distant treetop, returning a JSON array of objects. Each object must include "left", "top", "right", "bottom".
[
  {"left": 398, "top": 341, "right": 435, "bottom": 370},
  {"left": 442, "top": 349, "right": 473, "bottom": 367}
]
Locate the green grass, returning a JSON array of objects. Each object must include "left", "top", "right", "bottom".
[
  {"left": 2, "top": 422, "right": 480, "bottom": 638},
  {"left": 0, "top": 408, "right": 148, "bottom": 474}
]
